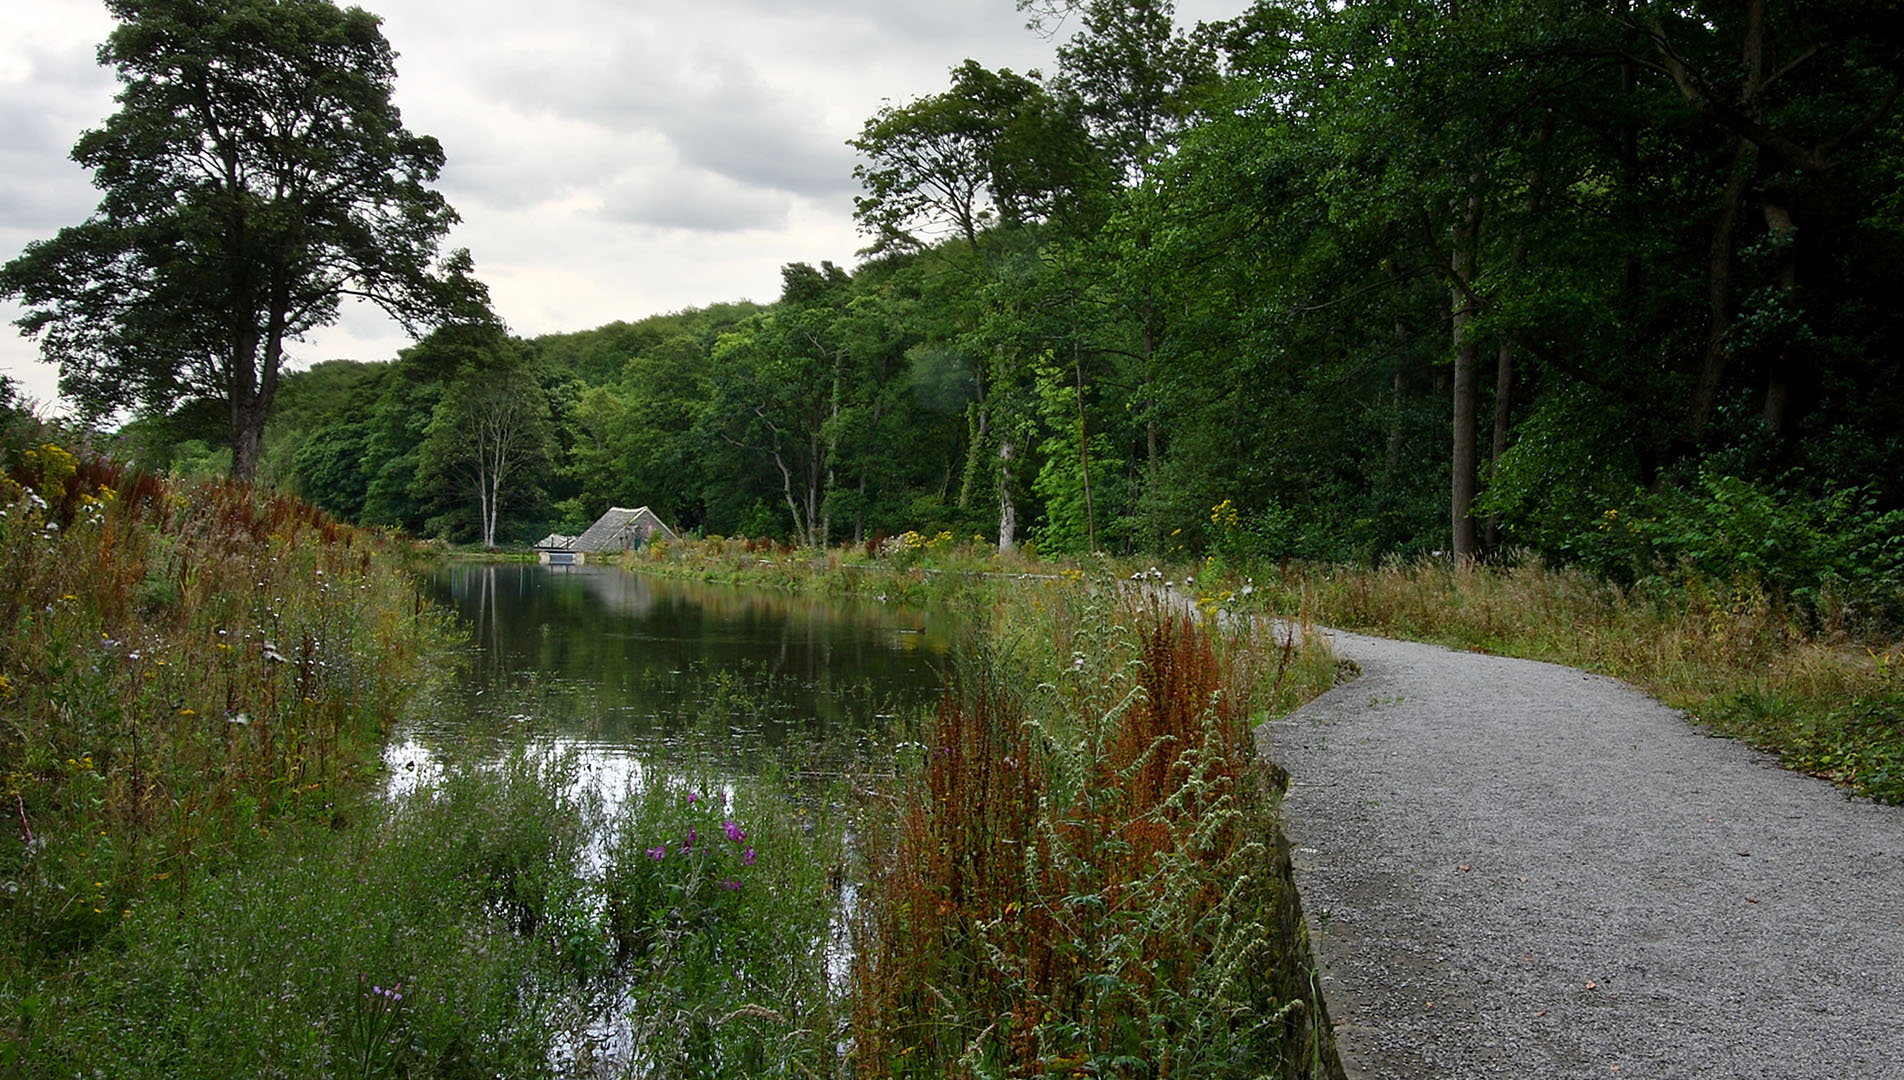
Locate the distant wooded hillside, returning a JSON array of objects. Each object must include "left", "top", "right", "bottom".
[{"left": 110, "top": 0, "right": 1901, "bottom": 618}]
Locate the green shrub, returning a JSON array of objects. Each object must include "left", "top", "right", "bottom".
[{"left": 1560, "top": 469, "right": 1904, "bottom": 627}]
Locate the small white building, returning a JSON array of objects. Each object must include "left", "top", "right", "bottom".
[{"left": 539, "top": 507, "right": 676, "bottom": 565}]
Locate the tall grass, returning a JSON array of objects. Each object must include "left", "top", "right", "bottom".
[
  {"left": 1, "top": 431, "right": 460, "bottom": 968},
  {"left": 596, "top": 762, "right": 847, "bottom": 1078},
  {"left": 849, "top": 583, "right": 1339, "bottom": 1078},
  {"left": 5, "top": 682, "right": 849, "bottom": 1076},
  {"left": 9, "top": 749, "right": 607, "bottom": 1078}
]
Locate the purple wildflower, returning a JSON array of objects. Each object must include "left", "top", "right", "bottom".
[
  {"left": 742, "top": 847, "right": 756, "bottom": 866},
  {"left": 687, "top": 791, "right": 700, "bottom": 805},
  {"left": 647, "top": 845, "right": 666, "bottom": 860},
  {"left": 721, "top": 878, "right": 742, "bottom": 891},
  {"left": 723, "top": 820, "right": 746, "bottom": 844}
]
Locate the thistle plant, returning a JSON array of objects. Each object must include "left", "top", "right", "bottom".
[
  {"left": 601, "top": 772, "right": 843, "bottom": 1079},
  {"left": 340, "top": 975, "right": 406, "bottom": 1079}
]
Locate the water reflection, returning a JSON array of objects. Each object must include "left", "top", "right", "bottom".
[{"left": 408, "top": 563, "right": 956, "bottom": 773}]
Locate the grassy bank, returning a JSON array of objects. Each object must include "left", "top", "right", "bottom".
[
  {"left": 1, "top": 436, "right": 460, "bottom": 967},
  {"left": 5, "top": 439, "right": 1345, "bottom": 1077},
  {"left": 639, "top": 530, "right": 1899, "bottom": 804},
  {"left": 628, "top": 532, "right": 1055, "bottom": 607}
]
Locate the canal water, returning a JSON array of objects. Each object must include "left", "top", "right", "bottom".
[{"left": 393, "top": 563, "right": 959, "bottom": 787}]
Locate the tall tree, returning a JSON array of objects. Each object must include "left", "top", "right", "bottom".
[
  {"left": 702, "top": 264, "right": 856, "bottom": 547},
  {"left": 0, "top": 0, "right": 486, "bottom": 480},
  {"left": 853, "top": 62, "right": 1098, "bottom": 552},
  {"left": 414, "top": 330, "right": 552, "bottom": 547}
]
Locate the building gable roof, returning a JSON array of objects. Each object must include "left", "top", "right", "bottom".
[{"left": 572, "top": 506, "right": 677, "bottom": 552}]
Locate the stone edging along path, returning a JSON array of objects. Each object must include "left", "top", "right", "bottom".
[{"left": 1255, "top": 625, "right": 1904, "bottom": 1080}]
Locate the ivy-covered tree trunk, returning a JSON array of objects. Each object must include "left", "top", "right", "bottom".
[
  {"left": 998, "top": 435, "right": 1019, "bottom": 555},
  {"left": 1449, "top": 192, "right": 1482, "bottom": 561}
]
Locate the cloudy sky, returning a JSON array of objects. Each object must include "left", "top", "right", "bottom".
[{"left": 1, "top": 0, "right": 1238, "bottom": 412}]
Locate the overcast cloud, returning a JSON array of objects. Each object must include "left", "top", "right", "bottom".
[{"left": 0, "top": 0, "right": 1238, "bottom": 411}]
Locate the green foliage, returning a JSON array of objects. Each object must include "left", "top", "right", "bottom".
[
  {"left": 7, "top": 751, "right": 606, "bottom": 1078},
  {"left": 1569, "top": 470, "right": 1904, "bottom": 623},
  {"left": 1711, "top": 686, "right": 1904, "bottom": 806},
  {"left": 1478, "top": 383, "right": 1644, "bottom": 562},
  {"left": 228, "top": 0, "right": 1904, "bottom": 636},
  {"left": 1032, "top": 356, "right": 1126, "bottom": 555},
  {"left": 599, "top": 769, "right": 846, "bottom": 1078},
  {"left": 0, "top": 0, "right": 486, "bottom": 478}
]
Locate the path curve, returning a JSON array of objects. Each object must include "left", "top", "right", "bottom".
[{"left": 1255, "top": 626, "right": 1904, "bottom": 1079}]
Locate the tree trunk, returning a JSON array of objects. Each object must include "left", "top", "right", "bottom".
[
  {"left": 1485, "top": 337, "right": 1513, "bottom": 551},
  {"left": 1760, "top": 196, "right": 1799, "bottom": 435},
  {"left": 228, "top": 317, "right": 265, "bottom": 481},
  {"left": 231, "top": 397, "right": 267, "bottom": 482},
  {"left": 998, "top": 434, "right": 1018, "bottom": 555},
  {"left": 1074, "top": 341, "right": 1096, "bottom": 554},
  {"left": 1449, "top": 192, "right": 1482, "bottom": 561},
  {"left": 772, "top": 449, "right": 804, "bottom": 542},
  {"left": 1692, "top": 137, "right": 1755, "bottom": 441}
]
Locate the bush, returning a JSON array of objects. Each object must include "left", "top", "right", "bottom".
[{"left": 1582, "top": 470, "right": 1904, "bottom": 626}]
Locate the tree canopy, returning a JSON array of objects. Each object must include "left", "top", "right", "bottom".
[
  {"left": 54, "top": 0, "right": 1904, "bottom": 623},
  {"left": 0, "top": 0, "right": 486, "bottom": 479}
]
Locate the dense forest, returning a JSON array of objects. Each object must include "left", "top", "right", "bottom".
[{"left": 78, "top": 0, "right": 1904, "bottom": 605}]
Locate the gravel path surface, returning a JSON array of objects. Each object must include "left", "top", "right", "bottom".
[{"left": 1256, "top": 627, "right": 1904, "bottom": 1079}]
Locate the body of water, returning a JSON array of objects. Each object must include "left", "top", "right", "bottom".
[{"left": 393, "top": 563, "right": 958, "bottom": 786}]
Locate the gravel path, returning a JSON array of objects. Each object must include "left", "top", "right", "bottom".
[{"left": 1256, "top": 626, "right": 1904, "bottom": 1079}]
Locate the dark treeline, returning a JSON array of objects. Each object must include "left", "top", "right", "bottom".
[{"left": 122, "top": 0, "right": 1903, "bottom": 606}]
